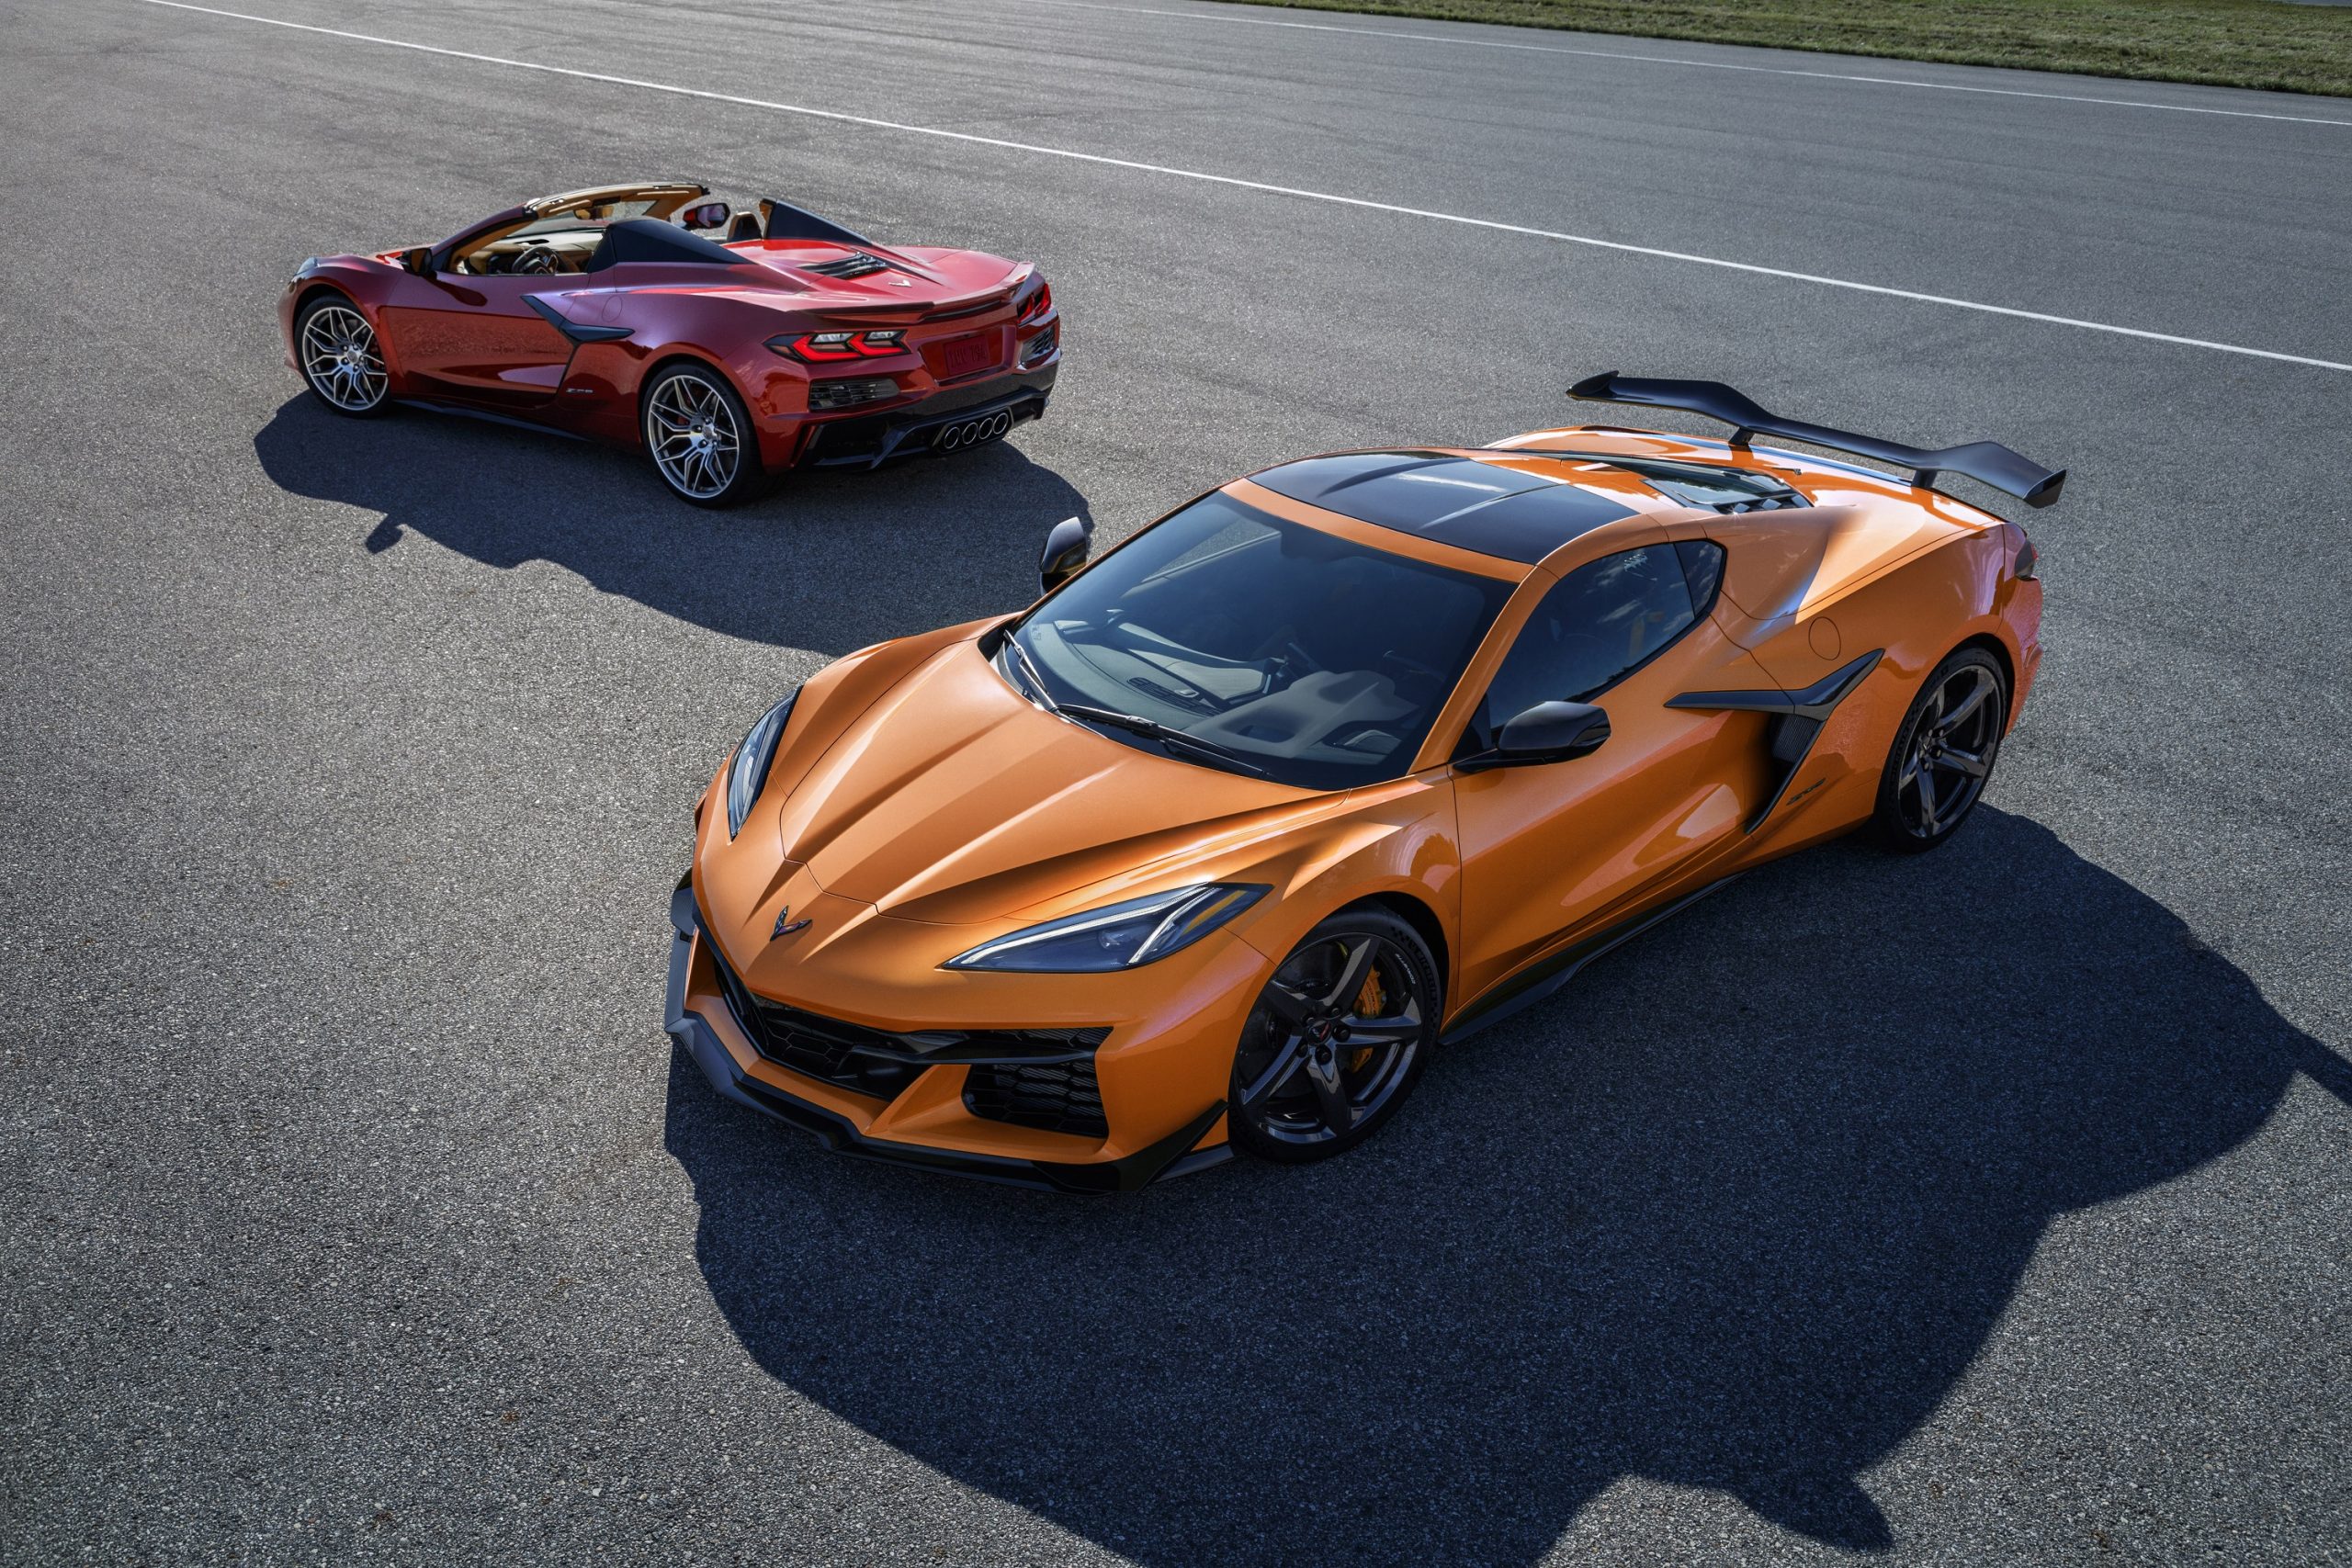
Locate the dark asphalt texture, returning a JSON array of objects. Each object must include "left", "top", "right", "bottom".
[{"left": 3, "top": 1, "right": 2348, "bottom": 1563}]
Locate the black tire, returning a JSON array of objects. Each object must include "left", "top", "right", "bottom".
[
  {"left": 1227, "top": 907, "right": 1441, "bottom": 1164},
  {"left": 1871, "top": 645, "right": 2009, "bottom": 852},
  {"left": 640, "top": 362, "right": 767, "bottom": 507},
  {"left": 293, "top": 293, "right": 392, "bottom": 417}
]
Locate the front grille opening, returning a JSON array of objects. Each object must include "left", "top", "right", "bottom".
[
  {"left": 800, "top": 251, "right": 893, "bottom": 279},
  {"left": 702, "top": 922, "right": 1106, "bottom": 1108},
  {"left": 705, "top": 936, "right": 915, "bottom": 1100},
  {"left": 966, "top": 1061, "right": 1109, "bottom": 1139}
]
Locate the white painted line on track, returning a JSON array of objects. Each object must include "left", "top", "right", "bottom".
[
  {"left": 1014, "top": 0, "right": 2352, "bottom": 128},
  {"left": 139, "top": 0, "right": 2352, "bottom": 373}
]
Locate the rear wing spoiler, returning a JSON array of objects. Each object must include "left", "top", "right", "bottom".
[
  {"left": 1568, "top": 372, "right": 2065, "bottom": 509},
  {"left": 758, "top": 197, "right": 874, "bottom": 247}
]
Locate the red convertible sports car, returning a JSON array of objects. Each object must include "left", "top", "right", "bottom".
[{"left": 278, "top": 182, "right": 1061, "bottom": 505}]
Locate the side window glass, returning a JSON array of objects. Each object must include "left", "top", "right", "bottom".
[
  {"left": 1469, "top": 545, "right": 1704, "bottom": 747},
  {"left": 1676, "top": 539, "right": 1725, "bottom": 615}
]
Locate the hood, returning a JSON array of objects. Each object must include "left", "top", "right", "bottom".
[
  {"left": 771, "top": 641, "right": 1340, "bottom": 924},
  {"left": 723, "top": 239, "right": 1024, "bottom": 311}
]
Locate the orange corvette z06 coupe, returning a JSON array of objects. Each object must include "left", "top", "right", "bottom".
[
  {"left": 279, "top": 182, "right": 1060, "bottom": 505},
  {"left": 668, "top": 375, "right": 2060, "bottom": 1191}
]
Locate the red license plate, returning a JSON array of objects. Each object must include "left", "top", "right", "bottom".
[{"left": 936, "top": 334, "right": 1001, "bottom": 379}]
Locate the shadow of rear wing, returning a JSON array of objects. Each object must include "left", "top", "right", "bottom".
[{"left": 1569, "top": 372, "right": 2066, "bottom": 509}]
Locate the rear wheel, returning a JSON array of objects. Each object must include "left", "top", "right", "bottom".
[
  {"left": 1227, "top": 908, "right": 1440, "bottom": 1164},
  {"left": 295, "top": 294, "right": 390, "bottom": 416},
  {"left": 1873, "top": 647, "right": 2008, "bottom": 852},
  {"left": 642, "top": 363, "right": 765, "bottom": 507}
]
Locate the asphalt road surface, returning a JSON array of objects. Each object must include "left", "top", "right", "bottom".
[{"left": 4, "top": 1, "right": 2348, "bottom": 1563}]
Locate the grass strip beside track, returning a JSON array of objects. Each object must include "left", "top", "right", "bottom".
[{"left": 1206, "top": 0, "right": 2352, "bottom": 96}]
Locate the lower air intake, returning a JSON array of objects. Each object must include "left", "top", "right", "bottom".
[{"left": 965, "top": 1060, "right": 1109, "bottom": 1139}]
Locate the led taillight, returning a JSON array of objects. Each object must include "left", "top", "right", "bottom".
[
  {"left": 1018, "top": 279, "right": 1053, "bottom": 322},
  {"left": 770, "top": 330, "right": 908, "bottom": 362}
]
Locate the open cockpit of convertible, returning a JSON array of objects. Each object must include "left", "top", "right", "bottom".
[{"left": 280, "top": 181, "right": 1060, "bottom": 503}]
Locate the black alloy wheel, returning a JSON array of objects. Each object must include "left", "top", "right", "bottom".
[
  {"left": 1228, "top": 908, "right": 1440, "bottom": 1163},
  {"left": 1874, "top": 646, "right": 2009, "bottom": 852}
]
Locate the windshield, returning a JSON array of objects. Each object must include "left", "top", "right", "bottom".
[
  {"left": 510, "top": 201, "right": 658, "bottom": 239},
  {"left": 1003, "top": 492, "right": 1515, "bottom": 789}
]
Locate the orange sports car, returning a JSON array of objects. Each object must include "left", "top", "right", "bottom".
[{"left": 667, "top": 374, "right": 2058, "bottom": 1191}]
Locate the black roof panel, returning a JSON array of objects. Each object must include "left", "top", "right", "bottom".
[{"left": 1250, "top": 451, "right": 1636, "bottom": 565}]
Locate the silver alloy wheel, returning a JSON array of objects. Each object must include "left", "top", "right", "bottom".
[
  {"left": 1234, "top": 932, "right": 1425, "bottom": 1146},
  {"left": 299, "top": 302, "right": 387, "bottom": 412},
  {"left": 1894, "top": 661, "right": 2003, "bottom": 839},
  {"left": 647, "top": 372, "right": 742, "bottom": 500}
]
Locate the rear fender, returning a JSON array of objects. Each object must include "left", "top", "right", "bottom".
[
  {"left": 1714, "top": 529, "right": 2020, "bottom": 845},
  {"left": 543, "top": 286, "right": 807, "bottom": 453}
]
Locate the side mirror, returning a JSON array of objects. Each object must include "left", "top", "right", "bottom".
[
  {"left": 399, "top": 246, "right": 435, "bottom": 276},
  {"left": 681, "top": 201, "right": 731, "bottom": 231},
  {"left": 1038, "top": 515, "right": 1093, "bottom": 594},
  {"left": 1460, "top": 701, "right": 1611, "bottom": 772}
]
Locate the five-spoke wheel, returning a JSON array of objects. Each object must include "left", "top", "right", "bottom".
[
  {"left": 1228, "top": 908, "right": 1439, "bottom": 1162},
  {"left": 1875, "top": 646, "right": 2008, "bottom": 851},
  {"left": 295, "top": 295, "right": 389, "bottom": 416},
  {"left": 642, "top": 363, "right": 764, "bottom": 507}
]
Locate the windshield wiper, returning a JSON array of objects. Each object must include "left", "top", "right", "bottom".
[
  {"left": 1000, "top": 637, "right": 1060, "bottom": 714},
  {"left": 1058, "top": 703, "right": 1267, "bottom": 777}
]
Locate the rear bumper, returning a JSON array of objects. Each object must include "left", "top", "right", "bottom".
[
  {"left": 792, "top": 368, "right": 1055, "bottom": 469},
  {"left": 663, "top": 881, "right": 1227, "bottom": 1194}
]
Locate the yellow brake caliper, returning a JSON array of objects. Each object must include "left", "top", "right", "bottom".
[{"left": 1350, "top": 964, "right": 1384, "bottom": 1071}]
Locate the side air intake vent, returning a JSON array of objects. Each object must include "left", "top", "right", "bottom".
[{"left": 801, "top": 252, "right": 894, "bottom": 279}]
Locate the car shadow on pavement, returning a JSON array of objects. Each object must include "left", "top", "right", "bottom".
[
  {"left": 664, "top": 813, "right": 2347, "bottom": 1560},
  {"left": 252, "top": 396, "right": 1090, "bottom": 654}
]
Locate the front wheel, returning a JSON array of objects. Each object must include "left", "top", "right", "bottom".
[
  {"left": 641, "top": 363, "right": 766, "bottom": 507},
  {"left": 295, "top": 294, "right": 390, "bottom": 416},
  {"left": 1872, "top": 646, "right": 2009, "bottom": 852},
  {"left": 1227, "top": 908, "right": 1440, "bottom": 1164}
]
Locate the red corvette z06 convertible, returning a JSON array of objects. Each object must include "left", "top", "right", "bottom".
[{"left": 279, "top": 182, "right": 1061, "bottom": 505}]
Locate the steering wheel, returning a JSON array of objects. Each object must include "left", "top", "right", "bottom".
[
  {"left": 510, "top": 245, "right": 559, "bottom": 276},
  {"left": 1269, "top": 637, "right": 1328, "bottom": 689}
]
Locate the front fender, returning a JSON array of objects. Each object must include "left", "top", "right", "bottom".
[
  {"left": 280, "top": 254, "right": 408, "bottom": 383},
  {"left": 1166, "top": 773, "right": 1464, "bottom": 1011}
]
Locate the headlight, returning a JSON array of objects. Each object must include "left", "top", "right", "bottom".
[
  {"left": 944, "top": 884, "right": 1267, "bottom": 973},
  {"left": 725, "top": 691, "right": 798, "bottom": 839}
]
